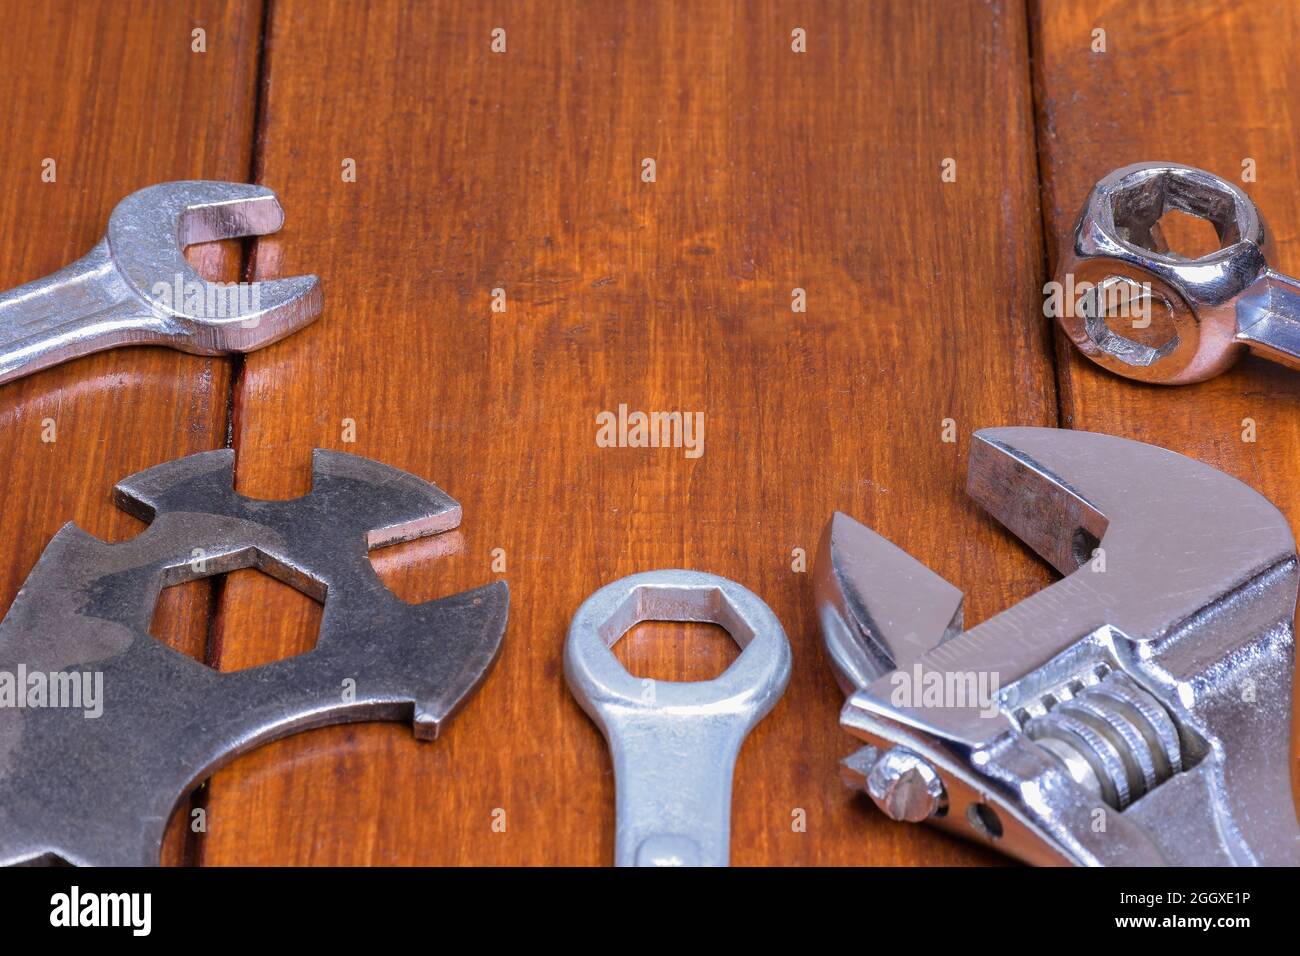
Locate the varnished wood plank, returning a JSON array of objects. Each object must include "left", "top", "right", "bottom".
[
  {"left": 201, "top": 0, "right": 1053, "bottom": 865},
  {"left": 0, "top": 0, "right": 264, "bottom": 864}
]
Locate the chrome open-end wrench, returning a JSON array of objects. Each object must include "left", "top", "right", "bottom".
[
  {"left": 0, "top": 180, "right": 321, "bottom": 386},
  {"left": 1055, "top": 161, "right": 1300, "bottom": 384},
  {"left": 816, "top": 427, "right": 1300, "bottom": 866},
  {"left": 565, "top": 570, "right": 791, "bottom": 866}
]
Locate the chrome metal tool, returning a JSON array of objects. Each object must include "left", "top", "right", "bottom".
[
  {"left": 0, "top": 449, "right": 507, "bottom": 866},
  {"left": 816, "top": 426, "right": 1300, "bottom": 866},
  {"left": 565, "top": 570, "right": 790, "bottom": 866},
  {"left": 1055, "top": 161, "right": 1300, "bottom": 384},
  {"left": 0, "top": 180, "right": 320, "bottom": 386}
]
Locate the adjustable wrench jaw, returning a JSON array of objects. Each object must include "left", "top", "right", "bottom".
[
  {"left": 819, "top": 427, "right": 1300, "bottom": 866},
  {"left": 0, "top": 181, "right": 321, "bottom": 386}
]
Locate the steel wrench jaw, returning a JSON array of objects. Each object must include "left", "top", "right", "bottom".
[
  {"left": 0, "top": 180, "right": 321, "bottom": 386},
  {"left": 819, "top": 427, "right": 1300, "bottom": 865},
  {"left": 106, "top": 180, "right": 322, "bottom": 353},
  {"left": 565, "top": 570, "right": 791, "bottom": 866},
  {"left": 815, "top": 511, "right": 965, "bottom": 696},
  {"left": 1055, "top": 161, "right": 1293, "bottom": 384}
]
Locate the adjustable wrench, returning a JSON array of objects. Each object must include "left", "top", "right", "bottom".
[
  {"left": 565, "top": 570, "right": 791, "bottom": 866},
  {"left": 0, "top": 180, "right": 321, "bottom": 386},
  {"left": 1055, "top": 161, "right": 1300, "bottom": 384},
  {"left": 816, "top": 427, "right": 1300, "bottom": 865}
]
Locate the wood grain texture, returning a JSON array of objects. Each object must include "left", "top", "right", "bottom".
[
  {"left": 1031, "top": 1, "right": 1300, "bottom": 794},
  {"left": 19, "top": 0, "right": 1293, "bottom": 870},
  {"left": 0, "top": 0, "right": 264, "bottom": 865},
  {"left": 195, "top": 0, "right": 1053, "bottom": 866}
]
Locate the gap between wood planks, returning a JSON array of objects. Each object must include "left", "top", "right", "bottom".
[
  {"left": 1023, "top": 0, "right": 1068, "bottom": 430},
  {"left": 174, "top": 0, "right": 1064, "bottom": 866},
  {"left": 181, "top": 0, "right": 277, "bottom": 869}
]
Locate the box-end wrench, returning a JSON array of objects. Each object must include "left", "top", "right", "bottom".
[
  {"left": 565, "top": 570, "right": 791, "bottom": 866},
  {"left": 0, "top": 180, "right": 321, "bottom": 386},
  {"left": 1056, "top": 161, "right": 1300, "bottom": 384}
]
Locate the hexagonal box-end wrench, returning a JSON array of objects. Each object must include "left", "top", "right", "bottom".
[
  {"left": 0, "top": 180, "right": 322, "bottom": 386},
  {"left": 1056, "top": 161, "right": 1300, "bottom": 384},
  {"left": 816, "top": 427, "right": 1300, "bottom": 866},
  {"left": 566, "top": 570, "right": 791, "bottom": 867}
]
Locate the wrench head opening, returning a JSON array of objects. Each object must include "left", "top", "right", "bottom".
[
  {"left": 1056, "top": 162, "right": 1271, "bottom": 384},
  {"left": 818, "top": 427, "right": 1300, "bottom": 865},
  {"left": 1104, "top": 164, "right": 1249, "bottom": 256},
  {"left": 565, "top": 569, "right": 791, "bottom": 722},
  {"left": 107, "top": 180, "right": 322, "bottom": 355}
]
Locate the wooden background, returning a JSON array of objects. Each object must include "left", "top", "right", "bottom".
[{"left": 1, "top": 0, "right": 1296, "bottom": 865}]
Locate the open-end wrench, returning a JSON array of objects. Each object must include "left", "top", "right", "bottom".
[
  {"left": 1055, "top": 161, "right": 1300, "bottom": 384},
  {"left": 565, "top": 570, "right": 791, "bottom": 866},
  {"left": 816, "top": 427, "right": 1300, "bottom": 866},
  {"left": 0, "top": 180, "right": 321, "bottom": 386}
]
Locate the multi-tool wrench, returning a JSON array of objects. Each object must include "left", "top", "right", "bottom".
[
  {"left": 816, "top": 426, "right": 1300, "bottom": 866},
  {"left": 1055, "top": 161, "right": 1300, "bottom": 384},
  {"left": 565, "top": 570, "right": 791, "bottom": 866},
  {"left": 0, "top": 449, "right": 506, "bottom": 866},
  {"left": 0, "top": 180, "right": 320, "bottom": 386}
]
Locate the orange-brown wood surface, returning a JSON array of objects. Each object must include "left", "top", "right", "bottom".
[{"left": 0, "top": 0, "right": 1294, "bottom": 866}]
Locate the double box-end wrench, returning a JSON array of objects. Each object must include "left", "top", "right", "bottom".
[
  {"left": 0, "top": 180, "right": 320, "bottom": 386},
  {"left": 1056, "top": 161, "right": 1300, "bottom": 384},
  {"left": 565, "top": 570, "right": 791, "bottom": 866}
]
